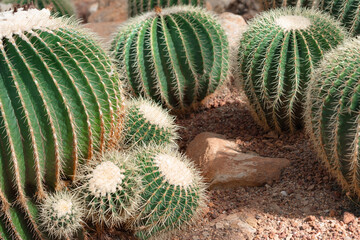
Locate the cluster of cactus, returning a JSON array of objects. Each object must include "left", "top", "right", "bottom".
[
  {"left": 128, "top": 0, "right": 204, "bottom": 17},
  {"left": 0, "top": 7, "right": 122, "bottom": 239},
  {"left": 305, "top": 37, "right": 360, "bottom": 197},
  {"left": 262, "top": 0, "right": 360, "bottom": 36},
  {"left": 3, "top": 0, "right": 75, "bottom": 16},
  {"left": 237, "top": 7, "right": 345, "bottom": 132},
  {"left": 111, "top": 6, "right": 230, "bottom": 113}
]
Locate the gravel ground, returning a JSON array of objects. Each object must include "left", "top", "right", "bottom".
[{"left": 172, "top": 80, "right": 360, "bottom": 240}]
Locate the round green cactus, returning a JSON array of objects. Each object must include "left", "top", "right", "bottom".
[
  {"left": 112, "top": 6, "right": 229, "bottom": 113},
  {"left": 305, "top": 37, "right": 360, "bottom": 198},
  {"left": 131, "top": 145, "right": 207, "bottom": 239},
  {"left": 237, "top": 7, "right": 345, "bottom": 132},
  {"left": 77, "top": 150, "right": 142, "bottom": 227},
  {"left": 262, "top": 0, "right": 359, "bottom": 36},
  {"left": 122, "top": 98, "right": 179, "bottom": 147},
  {"left": 128, "top": 0, "right": 204, "bottom": 17},
  {"left": 0, "top": 8, "right": 122, "bottom": 239},
  {"left": 38, "top": 191, "right": 84, "bottom": 239},
  {"left": 4, "top": 0, "right": 75, "bottom": 17}
]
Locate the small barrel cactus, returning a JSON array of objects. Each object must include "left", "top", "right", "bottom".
[
  {"left": 112, "top": 6, "right": 229, "bottom": 113},
  {"left": 131, "top": 145, "right": 207, "bottom": 239},
  {"left": 237, "top": 7, "right": 345, "bottom": 132},
  {"left": 122, "top": 98, "right": 179, "bottom": 147},
  {"left": 128, "top": 0, "right": 204, "bottom": 17},
  {"left": 39, "top": 191, "right": 84, "bottom": 239},
  {"left": 4, "top": 0, "right": 75, "bottom": 16},
  {"left": 262, "top": 0, "right": 359, "bottom": 36},
  {"left": 0, "top": 7, "right": 122, "bottom": 239},
  {"left": 305, "top": 37, "right": 360, "bottom": 198},
  {"left": 77, "top": 150, "right": 142, "bottom": 227}
]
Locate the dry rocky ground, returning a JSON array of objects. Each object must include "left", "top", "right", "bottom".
[{"left": 72, "top": 0, "right": 360, "bottom": 239}]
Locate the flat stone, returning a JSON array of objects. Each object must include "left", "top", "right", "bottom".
[
  {"left": 84, "top": 22, "right": 121, "bottom": 42},
  {"left": 186, "top": 132, "right": 290, "bottom": 189},
  {"left": 219, "top": 12, "right": 248, "bottom": 50}
]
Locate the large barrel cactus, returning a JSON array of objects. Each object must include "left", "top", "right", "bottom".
[
  {"left": 128, "top": 0, "right": 204, "bottom": 17},
  {"left": 131, "top": 145, "right": 207, "bottom": 239},
  {"left": 305, "top": 37, "right": 360, "bottom": 197},
  {"left": 0, "top": 8, "right": 122, "bottom": 239},
  {"left": 262, "top": 0, "right": 360, "bottom": 36},
  {"left": 237, "top": 7, "right": 345, "bottom": 132},
  {"left": 4, "top": 0, "right": 75, "bottom": 16},
  {"left": 112, "top": 6, "right": 229, "bottom": 113}
]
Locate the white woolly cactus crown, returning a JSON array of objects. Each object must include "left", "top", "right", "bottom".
[{"left": 0, "top": 8, "right": 62, "bottom": 38}]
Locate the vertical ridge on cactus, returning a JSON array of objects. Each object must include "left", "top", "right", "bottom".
[
  {"left": 3, "top": 0, "right": 75, "bottom": 17},
  {"left": 128, "top": 0, "right": 204, "bottom": 17},
  {"left": 305, "top": 37, "right": 360, "bottom": 198},
  {"left": 111, "top": 6, "right": 229, "bottom": 113},
  {"left": 0, "top": 8, "right": 122, "bottom": 238},
  {"left": 122, "top": 98, "right": 179, "bottom": 147},
  {"left": 131, "top": 145, "right": 207, "bottom": 239},
  {"left": 237, "top": 7, "right": 345, "bottom": 132}
]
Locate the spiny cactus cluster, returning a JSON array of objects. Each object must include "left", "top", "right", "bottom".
[
  {"left": 4, "top": 0, "right": 75, "bottom": 16},
  {"left": 112, "top": 6, "right": 230, "bottom": 113},
  {"left": 122, "top": 98, "right": 179, "bottom": 147},
  {"left": 262, "top": 0, "right": 360, "bottom": 36},
  {"left": 0, "top": 7, "right": 122, "bottom": 239},
  {"left": 237, "top": 7, "right": 345, "bottom": 132},
  {"left": 128, "top": 0, "right": 204, "bottom": 17},
  {"left": 305, "top": 37, "right": 360, "bottom": 197}
]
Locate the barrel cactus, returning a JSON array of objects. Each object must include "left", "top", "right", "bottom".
[
  {"left": 122, "top": 98, "right": 178, "bottom": 147},
  {"left": 0, "top": 7, "right": 122, "bottom": 238},
  {"left": 237, "top": 7, "right": 345, "bottom": 132},
  {"left": 128, "top": 0, "right": 204, "bottom": 17},
  {"left": 262, "top": 0, "right": 359, "bottom": 36},
  {"left": 305, "top": 37, "right": 360, "bottom": 197},
  {"left": 77, "top": 150, "right": 142, "bottom": 227},
  {"left": 112, "top": 6, "right": 229, "bottom": 113},
  {"left": 38, "top": 191, "right": 84, "bottom": 239},
  {"left": 131, "top": 145, "right": 207, "bottom": 239},
  {"left": 4, "top": 0, "right": 75, "bottom": 16}
]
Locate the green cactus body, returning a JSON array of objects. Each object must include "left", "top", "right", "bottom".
[
  {"left": 132, "top": 145, "right": 206, "bottom": 239},
  {"left": 237, "top": 8, "right": 345, "bottom": 132},
  {"left": 128, "top": 0, "right": 204, "bottom": 17},
  {"left": 112, "top": 6, "right": 229, "bottom": 113},
  {"left": 39, "top": 191, "right": 84, "bottom": 239},
  {"left": 78, "top": 150, "right": 142, "bottom": 227},
  {"left": 4, "top": 0, "right": 75, "bottom": 17},
  {"left": 0, "top": 8, "right": 122, "bottom": 238},
  {"left": 305, "top": 37, "right": 360, "bottom": 197},
  {"left": 262, "top": 0, "right": 360, "bottom": 36},
  {"left": 123, "top": 98, "right": 178, "bottom": 147}
]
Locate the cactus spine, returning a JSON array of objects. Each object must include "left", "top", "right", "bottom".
[
  {"left": 305, "top": 37, "right": 360, "bottom": 198},
  {"left": 262, "top": 0, "right": 360, "bottom": 36},
  {"left": 4, "top": 0, "right": 75, "bottom": 16},
  {"left": 128, "top": 0, "right": 204, "bottom": 17},
  {"left": 237, "top": 8, "right": 345, "bottom": 132},
  {"left": 122, "top": 98, "right": 178, "bottom": 147},
  {"left": 112, "top": 6, "right": 229, "bottom": 113},
  {"left": 0, "top": 8, "right": 122, "bottom": 238},
  {"left": 78, "top": 150, "right": 142, "bottom": 227},
  {"left": 38, "top": 191, "right": 84, "bottom": 239},
  {"left": 131, "top": 145, "right": 207, "bottom": 239}
]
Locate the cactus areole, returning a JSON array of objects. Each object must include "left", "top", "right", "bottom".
[
  {"left": 237, "top": 8, "right": 345, "bottom": 132},
  {"left": 112, "top": 6, "right": 229, "bottom": 113},
  {"left": 0, "top": 8, "right": 122, "bottom": 239}
]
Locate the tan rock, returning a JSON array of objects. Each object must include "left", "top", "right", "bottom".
[
  {"left": 84, "top": 22, "right": 121, "bottom": 42},
  {"left": 186, "top": 132, "right": 290, "bottom": 189},
  {"left": 88, "top": 1, "right": 127, "bottom": 23},
  {"left": 343, "top": 212, "right": 355, "bottom": 224},
  {"left": 219, "top": 12, "right": 248, "bottom": 49}
]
